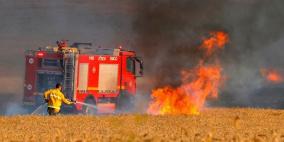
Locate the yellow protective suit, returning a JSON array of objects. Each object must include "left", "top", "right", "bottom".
[{"left": 44, "top": 88, "right": 73, "bottom": 113}]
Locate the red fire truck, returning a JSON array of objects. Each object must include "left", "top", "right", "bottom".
[{"left": 23, "top": 41, "right": 143, "bottom": 114}]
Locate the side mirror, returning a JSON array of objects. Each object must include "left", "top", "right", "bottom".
[{"left": 134, "top": 57, "right": 143, "bottom": 77}]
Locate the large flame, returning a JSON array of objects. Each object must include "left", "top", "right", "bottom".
[
  {"left": 147, "top": 31, "right": 228, "bottom": 115},
  {"left": 261, "top": 69, "right": 283, "bottom": 84},
  {"left": 147, "top": 65, "right": 222, "bottom": 115}
]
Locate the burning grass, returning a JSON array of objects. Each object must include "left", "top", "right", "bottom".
[
  {"left": 147, "top": 65, "right": 223, "bottom": 115},
  {"left": 1, "top": 108, "right": 284, "bottom": 141},
  {"left": 261, "top": 68, "right": 283, "bottom": 84},
  {"left": 148, "top": 31, "right": 228, "bottom": 115}
]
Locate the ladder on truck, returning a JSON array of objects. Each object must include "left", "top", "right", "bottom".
[{"left": 63, "top": 50, "right": 77, "bottom": 99}]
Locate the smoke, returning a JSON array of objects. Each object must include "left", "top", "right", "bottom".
[
  {"left": 132, "top": 0, "right": 284, "bottom": 107},
  {"left": 5, "top": 103, "right": 28, "bottom": 115},
  {"left": 0, "top": 93, "right": 22, "bottom": 115},
  {"left": 133, "top": 0, "right": 226, "bottom": 87}
]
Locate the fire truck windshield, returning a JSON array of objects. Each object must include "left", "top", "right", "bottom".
[
  {"left": 127, "top": 57, "right": 143, "bottom": 77},
  {"left": 127, "top": 57, "right": 135, "bottom": 74},
  {"left": 36, "top": 72, "right": 63, "bottom": 93},
  {"left": 40, "top": 59, "right": 63, "bottom": 68}
]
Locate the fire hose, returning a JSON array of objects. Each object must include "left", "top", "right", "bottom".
[
  {"left": 31, "top": 103, "right": 47, "bottom": 115},
  {"left": 31, "top": 101, "right": 97, "bottom": 115}
]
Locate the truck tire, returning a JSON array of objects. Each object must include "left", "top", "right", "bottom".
[
  {"left": 82, "top": 98, "right": 97, "bottom": 115},
  {"left": 117, "top": 92, "right": 135, "bottom": 113}
]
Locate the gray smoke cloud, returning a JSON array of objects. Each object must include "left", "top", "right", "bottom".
[
  {"left": 0, "top": 0, "right": 284, "bottom": 114},
  {"left": 132, "top": 0, "right": 284, "bottom": 107}
]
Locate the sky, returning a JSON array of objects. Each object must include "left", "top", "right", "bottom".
[{"left": 0, "top": 0, "right": 136, "bottom": 95}]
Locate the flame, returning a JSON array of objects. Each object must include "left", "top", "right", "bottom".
[
  {"left": 148, "top": 31, "right": 228, "bottom": 115},
  {"left": 201, "top": 31, "right": 229, "bottom": 55},
  {"left": 261, "top": 69, "right": 283, "bottom": 83},
  {"left": 147, "top": 65, "right": 222, "bottom": 115}
]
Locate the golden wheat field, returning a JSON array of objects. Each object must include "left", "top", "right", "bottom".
[{"left": 0, "top": 108, "right": 284, "bottom": 142}]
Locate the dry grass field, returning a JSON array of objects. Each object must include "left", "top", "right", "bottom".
[{"left": 0, "top": 108, "right": 284, "bottom": 142}]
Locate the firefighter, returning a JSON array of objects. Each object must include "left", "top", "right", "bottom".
[
  {"left": 57, "top": 40, "right": 68, "bottom": 51},
  {"left": 44, "top": 83, "right": 75, "bottom": 115}
]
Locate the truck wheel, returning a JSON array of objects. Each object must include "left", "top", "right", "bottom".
[
  {"left": 82, "top": 98, "right": 97, "bottom": 115},
  {"left": 117, "top": 93, "right": 135, "bottom": 113}
]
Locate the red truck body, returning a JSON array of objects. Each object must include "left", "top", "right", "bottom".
[{"left": 23, "top": 41, "right": 143, "bottom": 113}]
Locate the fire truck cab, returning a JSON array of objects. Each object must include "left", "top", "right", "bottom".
[{"left": 23, "top": 41, "right": 143, "bottom": 114}]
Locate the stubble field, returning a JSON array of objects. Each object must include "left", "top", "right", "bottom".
[{"left": 0, "top": 108, "right": 284, "bottom": 142}]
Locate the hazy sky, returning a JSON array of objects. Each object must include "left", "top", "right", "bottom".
[{"left": 0, "top": 0, "right": 136, "bottom": 94}]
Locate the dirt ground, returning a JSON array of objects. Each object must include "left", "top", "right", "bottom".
[{"left": 0, "top": 108, "right": 284, "bottom": 142}]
